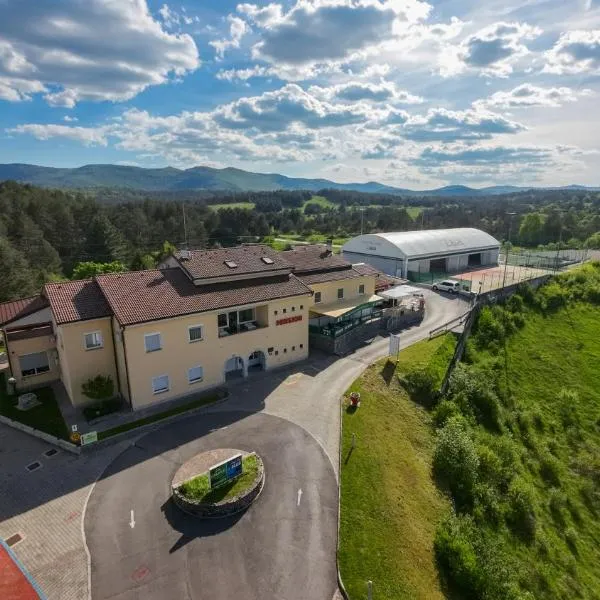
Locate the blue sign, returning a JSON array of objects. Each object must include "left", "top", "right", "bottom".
[{"left": 209, "top": 453, "right": 243, "bottom": 489}]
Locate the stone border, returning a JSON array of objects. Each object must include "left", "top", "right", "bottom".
[
  {"left": 0, "top": 414, "right": 80, "bottom": 455},
  {"left": 172, "top": 452, "right": 265, "bottom": 519}
]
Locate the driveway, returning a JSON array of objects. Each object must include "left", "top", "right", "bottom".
[{"left": 85, "top": 412, "right": 338, "bottom": 600}]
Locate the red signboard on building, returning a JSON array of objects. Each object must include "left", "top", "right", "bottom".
[{"left": 276, "top": 315, "right": 303, "bottom": 326}]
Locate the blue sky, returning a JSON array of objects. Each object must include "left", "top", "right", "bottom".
[{"left": 1, "top": 0, "right": 599, "bottom": 188}]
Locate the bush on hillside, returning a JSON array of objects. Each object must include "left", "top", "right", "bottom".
[
  {"left": 82, "top": 375, "right": 115, "bottom": 400},
  {"left": 557, "top": 388, "right": 581, "bottom": 430},
  {"left": 538, "top": 282, "right": 567, "bottom": 312},
  {"left": 505, "top": 294, "right": 525, "bottom": 314},
  {"left": 506, "top": 478, "right": 537, "bottom": 542},
  {"left": 401, "top": 365, "right": 438, "bottom": 407},
  {"left": 433, "top": 399, "right": 460, "bottom": 427},
  {"left": 434, "top": 417, "right": 479, "bottom": 509},
  {"left": 516, "top": 282, "right": 536, "bottom": 305}
]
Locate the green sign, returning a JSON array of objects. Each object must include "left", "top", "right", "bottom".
[
  {"left": 80, "top": 431, "right": 98, "bottom": 446},
  {"left": 209, "top": 454, "right": 243, "bottom": 489}
]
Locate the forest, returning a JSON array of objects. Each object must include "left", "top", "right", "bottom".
[{"left": 1, "top": 179, "right": 600, "bottom": 302}]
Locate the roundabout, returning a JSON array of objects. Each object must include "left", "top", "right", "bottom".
[
  {"left": 172, "top": 449, "right": 265, "bottom": 518},
  {"left": 84, "top": 410, "right": 338, "bottom": 600}
]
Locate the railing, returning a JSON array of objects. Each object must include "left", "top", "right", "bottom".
[
  {"left": 309, "top": 310, "right": 383, "bottom": 339},
  {"left": 218, "top": 321, "right": 265, "bottom": 338}
]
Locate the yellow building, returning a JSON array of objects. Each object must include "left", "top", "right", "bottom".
[{"left": 0, "top": 243, "right": 385, "bottom": 410}]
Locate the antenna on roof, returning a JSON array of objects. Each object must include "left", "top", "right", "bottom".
[{"left": 182, "top": 203, "right": 188, "bottom": 249}]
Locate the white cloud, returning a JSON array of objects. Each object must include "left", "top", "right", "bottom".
[
  {"left": 237, "top": 3, "right": 284, "bottom": 26},
  {"left": 474, "top": 84, "right": 593, "bottom": 109},
  {"left": 543, "top": 30, "right": 600, "bottom": 74},
  {"left": 158, "top": 4, "right": 179, "bottom": 29},
  {"left": 63, "top": 115, "right": 78, "bottom": 122},
  {"left": 210, "top": 15, "right": 249, "bottom": 60},
  {"left": 9, "top": 123, "right": 108, "bottom": 146},
  {"left": 441, "top": 22, "right": 542, "bottom": 77},
  {"left": 216, "top": 65, "right": 272, "bottom": 82},
  {"left": 0, "top": 0, "right": 200, "bottom": 106},
  {"left": 309, "top": 80, "right": 424, "bottom": 104}
]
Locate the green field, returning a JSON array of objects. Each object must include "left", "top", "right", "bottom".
[
  {"left": 303, "top": 195, "right": 336, "bottom": 209},
  {"left": 340, "top": 263, "right": 600, "bottom": 600},
  {"left": 209, "top": 202, "right": 255, "bottom": 211},
  {"left": 339, "top": 336, "right": 455, "bottom": 600}
]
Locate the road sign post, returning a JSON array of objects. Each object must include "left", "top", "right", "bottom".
[{"left": 389, "top": 334, "right": 401, "bottom": 362}]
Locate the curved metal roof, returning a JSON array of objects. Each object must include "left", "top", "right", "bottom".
[{"left": 342, "top": 228, "right": 500, "bottom": 260}]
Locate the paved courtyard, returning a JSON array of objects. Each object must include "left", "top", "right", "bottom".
[{"left": 0, "top": 289, "right": 467, "bottom": 599}]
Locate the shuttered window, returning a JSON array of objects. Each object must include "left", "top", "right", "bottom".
[
  {"left": 152, "top": 375, "right": 169, "bottom": 394},
  {"left": 19, "top": 352, "right": 50, "bottom": 377},
  {"left": 188, "top": 366, "right": 203, "bottom": 384},
  {"left": 145, "top": 333, "right": 162, "bottom": 352}
]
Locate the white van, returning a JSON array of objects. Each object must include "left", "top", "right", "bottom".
[{"left": 432, "top": 280, "right": 461, "bottom": 294}]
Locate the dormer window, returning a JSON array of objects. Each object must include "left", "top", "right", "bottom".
[
  {"left": 224, "top": 260, "right": 238, "bottom": 269},
  {"left": 261, "top": 257, "right": 274, "bottom": 264}
]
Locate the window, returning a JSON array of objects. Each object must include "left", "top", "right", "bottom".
[
  {"left": 144, "top": 333, "right": 162, "bottom": 353},
  {"left": 300, "top": 344, "right": 304, "bottom": 349},
  {"left": 239, "top": 308, "right": 255, "bottom": 323},
  {"left": 19, "top": 352, "right": 50, "bottom": 377},
  {"left": 188, "top": 366, "right": 203, "bottom": 384},
  {"left": 84, "top": 331, "right": 103, "bottom": 350},
  {"left": 292, "top": 346, "right": 296, "bottom": 351},
  {"left": 291, "top": 306, "right": 295, "bottom": 312},
  {"left": 283, "top": 308, "right": 287, "bottom": 314},
  {"left": 261, "top": 256, "right": 274, "bottom": 264},
  {"left": 218, "top": 313, "right": 228, "bottom": 328},
  {"left": 268, "top": 347, "right": 274, "bottom": 354},
  {"left": 314, "top": 292, "right": 322, "bottom": 303},
  {"left": 274, "top": 310, "right": 278, "bottom": 315},
  {"left": 152, "top": 375, "right": 169, "bottom": 394},
  {"left": 188, "top": 325, "right": 203, "bottom": 343},
  {"left": 359, "top": 284, "right": 365, "bottom": 295},
  {"left": 284, "top": 348, "right": 287, "bottom": 353},
  {"left": 337, "top": 288, "right": 344, "bottom": 299},
  {"left": 275, "top": 350, "right": 279, "bottom": 356},
  {"left": 300, "top": 305, "right": 303, "bottom": 310},
  {"left": 224, "top": 260, "right": 238, "bottom": 269}
]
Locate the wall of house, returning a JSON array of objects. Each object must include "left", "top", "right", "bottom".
[
  {"left": 56, "top": 318, "right": 118, "bottom": 407},
  {"left": 123, "top": 295, "right": 310, "bottom": 410},
  {"left": 112, "top": 317, "right": 130, "bottom": 404},
  {"left": 308, "top": 275, "right": 376, "bottom": 306},
  {"left": 342, "top": 252, "right": 406, "bottom": 278},
  {"left": 6, "top": 332, "right": 59, "bottom": 389}
]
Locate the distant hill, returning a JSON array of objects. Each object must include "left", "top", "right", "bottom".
[{"left": 0, "top": 163, "right": 598, "bottom": 197}]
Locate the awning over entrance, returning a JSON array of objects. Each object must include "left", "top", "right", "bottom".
[
  {"left": 310, "top": 294, "right": 383, "bottom": 318},
  {"left": 378, "top": 285, "right": 423, "bottom": 300}
]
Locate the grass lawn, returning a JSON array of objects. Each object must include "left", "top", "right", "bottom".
[
  {"left": 406, "top": 206, "right": 425, "bottom": 219},
  {"left": 339, "top": 335, "right": 455, "bottom": 600},
  {"left": 178, "top": 454, "right": 259, "bottom": 503},
  {"left": 0, "top": 373, "right": 69, "bottom": 440},
  {"left": 209, "top": 202, "right": 255, "bottom": 211},
  {"left": 97, "top": 390, "right": 224, "bottom": 440},
  {"left": 303, "top": 195, "right": 336, "bottom": 209}
]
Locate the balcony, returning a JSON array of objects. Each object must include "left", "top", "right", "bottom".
[
  {"left": 218, "top": 320, "right": 265, "bottom": 338},
  {"left": 217, "top": 305, "right": 268, "bottom": 338}
]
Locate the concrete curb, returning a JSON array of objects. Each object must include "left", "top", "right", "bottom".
[
  {"left": 0, "top": 414, "right": 80, "bottom": 454},
  {"left": 336, "top": 392, "right": 350, "bottom": 600}
]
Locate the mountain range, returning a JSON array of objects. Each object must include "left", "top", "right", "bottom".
[{"left": 0, "top": 163, "right": 598, "bottom": 197}]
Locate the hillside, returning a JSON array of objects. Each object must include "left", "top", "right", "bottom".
[
  {"left": 1, "top": 163, "right": 598, "bottom": 196},
  {"left": 340, "top": 262, "right": 600, "bottom": 600}
]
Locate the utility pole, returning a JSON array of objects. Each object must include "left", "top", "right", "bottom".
[
  {"left": 182, "top": 203, "right": 188, "bottom": 248},
  {"left": 360, "top": 207, "right": 366, "bottom": 235},
  {"left": 502, "top": 212, "right": 517, "bottom": 289},
  {"left": 554, "top": 212, "right": 563, "bottom": 273}
]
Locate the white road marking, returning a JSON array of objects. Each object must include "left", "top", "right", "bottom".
[
  {"left": 129, "top": 510, "right": 135, "bottom": 529},
  {"left": 297, "top": 488, "right": 303, "bottom": 507}
]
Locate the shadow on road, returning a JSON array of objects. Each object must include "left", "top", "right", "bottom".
[{"left": 160, "top": 497, "right": 246, "bottom": 553}]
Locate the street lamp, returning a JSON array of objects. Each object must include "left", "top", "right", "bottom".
[
  {"left": 359, "top": 207, "right": 366, "bottom": 235},
  {"left": 502, "top": 212, "right": 517, "bottom": 289}
]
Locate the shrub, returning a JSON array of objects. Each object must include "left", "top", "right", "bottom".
[
  {"left": 473, "top": 483, "right": 503, "bottom": 525},
  {"left": 401, "top": 366, "right": 438, "bottom": 407},
  {"left": 516, "top": 282, "right": 536, "bottom": 305},
  {"left": 506, "top": 477, "right": 537, "bottom": 542},
  {"left": 538, "top": 282, "right": 567, "bottom": 312},
  {"left": 83, "top": 397, "right": 122, "bottom": 422},
  {"left": 82, "top": 375, "right": 114, "bottom": 400},
  {"left": 433, "top": 399, "right": 460, "bottom": 428},
  {"left": 557, "top": 388, "right": 581, "bottom": 430},
  {"left": 434, "top": 417, "right": 479, "bottom": 508},
  {"left": 539, "top": 452, "right": 562, "bottom": 487},
  {"left": 505, "top": 294, "right": 524, "bottom": 314}
]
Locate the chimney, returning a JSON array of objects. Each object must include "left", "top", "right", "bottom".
[{"left": 180, "top": 249, "right": 192, "bottom": 261}]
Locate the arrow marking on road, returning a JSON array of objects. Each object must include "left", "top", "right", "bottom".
[
  {"left": 297, "top": 488, "right": 303, "bottom": 507},
  {"left": 129, "top": 510, "right": 135, "bottom": 529}
]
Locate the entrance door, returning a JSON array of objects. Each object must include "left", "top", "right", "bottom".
[
  {"left": 224, "top": 355, "right": 244, "bottom": 381},
  {"left": 247, "top": 351, "right": 266, "bottom": 372}
]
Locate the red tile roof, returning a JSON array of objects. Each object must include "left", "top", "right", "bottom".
[
  {"left": 175, "top": 245, "right": 292, "bottom": 280},
  {"left": 44, "top": 280, "right": 112, "bottom": 325},
  {"left": 282, "top": 245, "right": 351, "bottom": 274},
  {"left": 96, "top": 268, "right": 312, "bottom": 326},
  {"left": 352, "top": 263, "right": 403, "bottom": 290},
  {"left": 0, "top": 296, "right": 49, "bottom": 327},
  {"left": 297, "top": 268, "right": 364, "bottom": 285}
]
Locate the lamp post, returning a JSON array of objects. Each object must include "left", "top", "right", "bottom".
[
  {"left": 359, "top": 207, "right": 366, "bottom": 235},
  {"left": 554, "top": 212, "right": 563, "bottom": 273},
  {"left": 502, "top": 212, "right": 517, "bottom": 289}
]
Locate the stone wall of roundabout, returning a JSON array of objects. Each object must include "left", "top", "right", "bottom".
[{"left": 171, "top": 448, "right": 265, "bottom": 518}]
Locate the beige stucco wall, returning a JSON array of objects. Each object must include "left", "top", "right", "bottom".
[
  {"left": 6, "top": 332, "right": 59, "bottom": 390},
  {"left": 56, "top": 318, "right": 118, "bottom": 407},
  {"left": 308, "top": 275, "right": 376, "bottom": 307},
  {"left": 123, "top": 294, "right": 310, "bottom": 410},
  {"left": 112, "top": 317, "right": 130, "bottom": 404}
]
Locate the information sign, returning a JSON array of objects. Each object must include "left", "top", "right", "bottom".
[{"left": 209, "top": 453, "right": 243, "bottom": 489}]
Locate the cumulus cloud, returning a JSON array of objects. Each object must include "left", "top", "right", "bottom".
[
  {"left": 0, "top": 0, "right": 199, "bottom": 106},
  {"left": 415, "top": 145, "right": 552, "bottom": 166},
  {"left": 213, "top": 83, "right": 371, "bottom": 131},
  {"left": 474, "top": 84, "right": 593, "bottom": 109},
  {"left": 543, "top": 30, "right": 600, "bottom": 74},
  {"left": 241, "top": 0, "right": 431, "bottom": 68},
  {"left": 158, "top": 4, "right": 179, "bottom": 29},
  {"left": 309, "top": 81, "right": 424, "bottom": 104},
  {"left": 9, "top": 123, "right": 109, "bottom": 146},
  {"left": 210, "top": 15, "right": 249, "bottom": 59},
  {"left": 441, "top": 22, "right": 542, "bottom": 77},
  {"left": 402, "top": 108, "right": 525, "bottom": 142}
]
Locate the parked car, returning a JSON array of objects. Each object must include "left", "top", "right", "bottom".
[{"left": 432, "top": 279, "right": 461, "bottom": 294}]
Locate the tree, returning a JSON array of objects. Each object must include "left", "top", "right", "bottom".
[
  {"left": 518, "top": 213, "right": 544, "bottom": 246},
  {"left": 0, "top": 237, "right": 38, "bottom": 301},
  {"left": 72, "top": 261, "right": 126, "bottom": 280},
  {"left": 585, "top": 232, "right": 600, "bottom": 249}
]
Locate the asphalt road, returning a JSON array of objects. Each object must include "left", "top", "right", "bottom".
[{"left": 85, "top": 411, "right": 338, "bottom": 600}]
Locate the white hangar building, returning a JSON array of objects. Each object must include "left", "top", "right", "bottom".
[{"left": 342, "top": 228, "right": 500, "bottom": 279}]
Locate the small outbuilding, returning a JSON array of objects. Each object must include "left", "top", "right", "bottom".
[{"left": 342, "top": 228, "right": 500, "bottom": 279}]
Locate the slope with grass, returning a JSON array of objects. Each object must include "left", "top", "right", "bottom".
[{"left": 339, "top": 335, "right": 455, "bottom": 600}]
